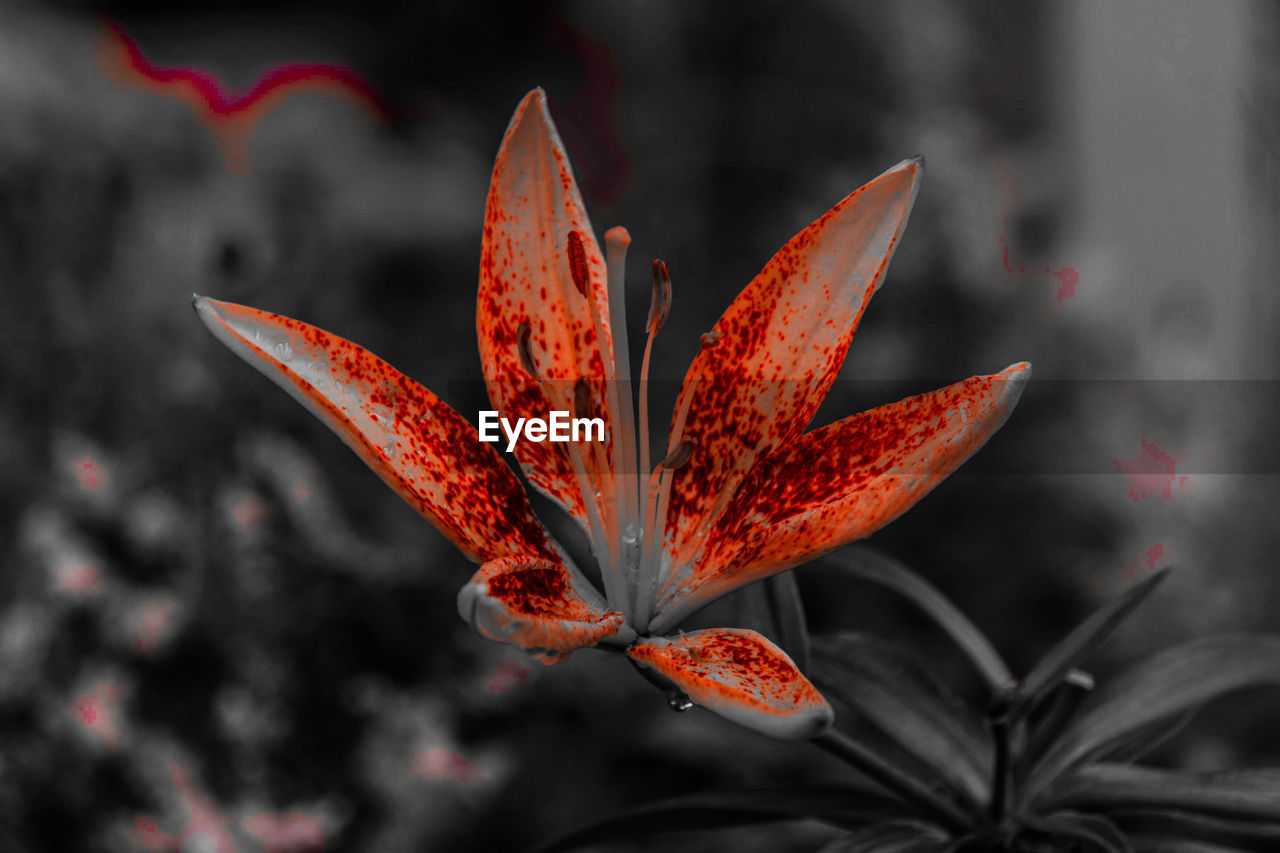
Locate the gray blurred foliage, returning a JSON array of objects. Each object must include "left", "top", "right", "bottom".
[{"left": 0, "top": 1, "right": 1277, "bottom": 850}]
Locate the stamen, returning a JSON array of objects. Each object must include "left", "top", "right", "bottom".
[
  {"left": 636, "top": 375, "right": 699, "bottom": 632},
  {"left": 634, "top": 260, "right": 672, "bottom": 631},
  {"left": 604, "top": 226, "right": 642, "bottom": 617},
  {"left": 516, "top": 322, "right": 538, "bottom": 377},
  {"left": 661, "top": 439, "right": 695, "bottom": 469},
  {"left": 575, "top": 377, "right": 618, "bottom": 547},
  {"left": 573, "top": 376, "right": 594, "bottom": 422},
  {"left": 700, "top": 329, "right": 723, "bottom": 349},
  {"left": 647, "top": 260, "right": 671, "bottom": 335},
  {"left": 637, "top": 258, "right": 671, "bottom": 518},
  {"left": 565, "top": 231, "right": 623, "bottom": 607},
  {"left": 564, "top": 427, "right": 620, "bottom": 605}
]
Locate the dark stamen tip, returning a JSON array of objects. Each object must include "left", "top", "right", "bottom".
[
  {"left": 517, "top": 323, "right": 538, "bottom": 377},
  {"left": 661, "top": 439, "right": 695, "bottom": 470},
  {"left": 573, "top": 376, "right": 594, "bottom": 421},
  {"left": 699, "top": 329, "right": 723, "bottom": 349},
  {"left": 648, "top": 259, "right": 672, "bottom": 334},
  {"left": 566, "top": 230, "right": 591, "bottom": 298}
]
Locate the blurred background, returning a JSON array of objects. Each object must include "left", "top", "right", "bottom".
[{"left": 2, "top": 0, "right": 1279, "bottom": 850}]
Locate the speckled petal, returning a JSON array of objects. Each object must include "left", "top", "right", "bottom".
[
  {"left": 626, "top": 629, "right": 833, "bottom": 739},
  {"left": 193, "top": 295, "right": 557, "bottom": 565},
  {"left": 661, "top": 159, "right": 923, "bottom": 570},
  {"left": 478, "top": 89, "right": 614, "bottom": 529},
  {"left": 458, "top": 556, "right": 631, "bottom": 663},
  {"left": 650, "top": 364, "right": 1030, "bottom": 633}
]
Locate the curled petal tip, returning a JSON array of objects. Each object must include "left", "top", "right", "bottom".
[
  {"left": 459, "top": 557, "right": 629, "bottom": 663},
  {"left": 1000, "top": 361, "right": 1032, "bottom": 405}
]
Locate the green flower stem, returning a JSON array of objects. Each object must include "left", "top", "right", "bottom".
[
  {"left": 811, "top": 728, "right": 971, "bottom": 831},
  {"left": 989, "top": 713, "right": 1013, "bottom": 823}
]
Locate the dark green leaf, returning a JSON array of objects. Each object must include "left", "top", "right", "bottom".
[
  {"left": 1023, "top": 669, "right": 1095, "bottom": 766},
  {"left": 1087, "top": 708, "right": 1195, "bottom": 765},
  {"left": 1041, "top": 764, "right": 1280, "bottom": 823},
  {"left": 813, "top": 632, "right": 991, "bottom": 808},
  {"left": 1015, "top": 568, "right": 1170, "bottom": 720},
  {"left": 767, "top": 571, "right": 812, "bottom": 672},
  {"left": 1021, "top": 811, "right": 1133, "bottom": 853},
  {"left": 816, "top": 820, "right": 952, "bottom": 852},
  {"left": 527, "top": 785, "right": 913, "bottom": 853},
  {"left": 825, "top": 546, "right": 1011, "bottom": 692},
  {"left": 1129, "top": 838, "right": 1258, "bottom": 853},
  {"left": 1108, "top": 809, "right": 1280, "bottom": 852},
  {"left": 1030, "top": 634, "right": 1280, "bottom": 794}
]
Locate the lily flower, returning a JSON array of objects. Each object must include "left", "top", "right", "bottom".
[{"left": 194, "top": 89, "right": 1029, "bottom": 740}]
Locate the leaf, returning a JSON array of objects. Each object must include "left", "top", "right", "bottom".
[
  {"left": 813, "top": 633, "right": 991, "bottom": 809},
  {"left": 822, "top": 546, "right": 1011, "bottom": 692},
  {"left": 1021, "top": 811, "right": 1133, "bottom": 853},
  {"left": 767, "top": 571, "right": 813, "bottom": 672},
  {"left": 816, "top": 820, "right": 952, "bottom": 852},
  {"left": 1023, "top": 669, "right": 1095, "bottom": 766},
  {"left": 526, "top": 784, "right": 914, "bottom": 853},
  {"left": 1015, "top": 568, "right": 1170, "bottom": 720},
  {"left": 1030, "top": 635, "right": 1280, "bottom": 795},
  {"left": 1107, "top": 809, "right": 1280, "bottom": 851},
  {"left": 1041, "top": 764, "right": 1280, "bottom": 823},
  {"left": 1129, "top": 839, "right": 1260, "bottom": 853}
]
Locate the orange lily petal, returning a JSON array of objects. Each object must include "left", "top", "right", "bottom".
[
  {"left": 662, "top": 159, "right": 923, "bottom": 568},
  {"left": 651, "top": 364, "right": 1030, "bottom": 632},
  {"left": 478, "top": 88, "right": 615, "bottom": 528},
  {"left": 626, "top": 628, "right": 833, "bottom": 739},
  {"left": 458, "top": 556, "right": 631, "bottom": 663},
  {"left": 193, "top": 295, "right": 557, "bottom": 565}
]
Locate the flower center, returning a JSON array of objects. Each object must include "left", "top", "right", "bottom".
[{"left": 556, "top": 229, "right": 691, "bottom": 633}]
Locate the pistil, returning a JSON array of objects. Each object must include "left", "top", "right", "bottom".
[{"left": 603, "top": 227, "right": 643, "bottom": 618}]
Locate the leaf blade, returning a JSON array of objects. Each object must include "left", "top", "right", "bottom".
[
  {"left": 822, "top": 546, "right": 1011, "bottom": 691},
  {"left": 1041, "top": 764, "right": 1280, "bottom": 823},
  {"left": 1031, "top": 634, "right": 1280, "bottom": 795},
  {"left": 1015, "top": 568, "right": 1170, "bottom": 719},
  {"left": 813, "top": 632, "right": 991, "bottom": 809},
  {"left": 527, "top": 784, "right": 914, "bottom": 853}
]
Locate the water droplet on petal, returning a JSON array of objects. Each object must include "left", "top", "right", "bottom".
[
  {"left": 665, "top": 690, "right": 694, "bottom": 712},
  {"left": 273, "top": 340, "right": 294, "bottom": 361}
]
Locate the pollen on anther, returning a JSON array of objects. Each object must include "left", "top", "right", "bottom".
[
  {"left": 516, "top": 323, "right": 538, "bottom": 377},
  {"left": 648, "top": 260, "right": 672, "bottom": 335},
  {"left": 662, "top": 439, "right": 695, "bottom": 470}
]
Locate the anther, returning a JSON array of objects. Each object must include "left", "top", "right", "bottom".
[
  {"left": 573, "top": 376, "right": 594, "bottom": 421},
  {"left": 661, "top": 439, "right": 695, "bottom": 470},
  {"left": 566, "top": 230, "right": 591, "bottom": 298},
  {"left": 700, "top": 330, "right": 723, "bottom": 349},
  {"left": 516, "top": 323, "right": 538, "bottom": 377},
  {"left": 648, "top": 260, "right": 672, "bottom": 335}
]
